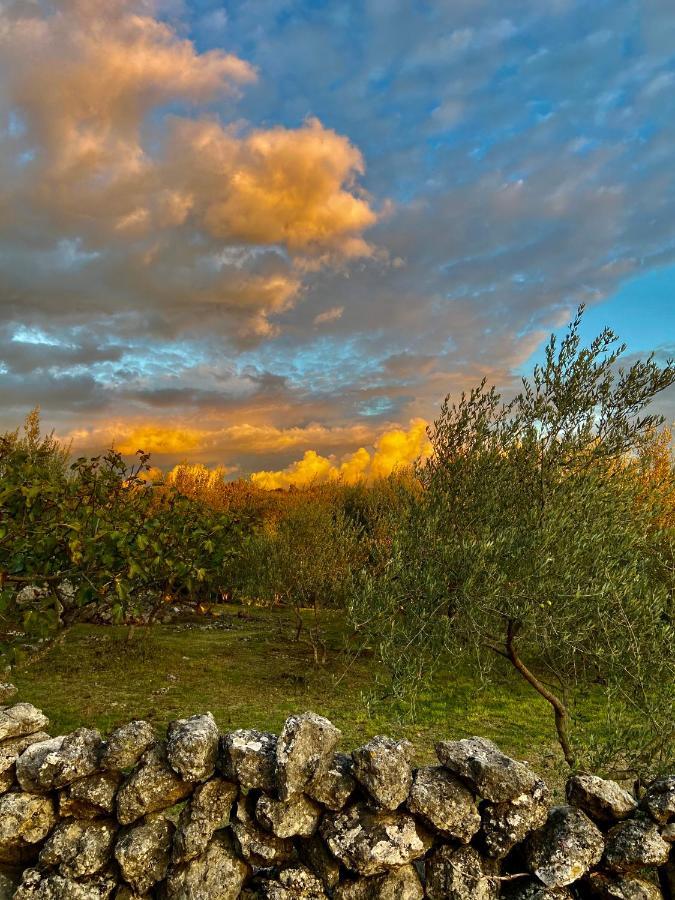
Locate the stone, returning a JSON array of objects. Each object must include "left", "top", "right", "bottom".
[
  {"left": 406, "top": 765, "right": 480, "bottom": 842},
  {"left": 59, "top": 770, "right": 122, "bottom": 819},
  {"left": 165, "top": 830, "right": 250, "bottom": 900},
  {"left": 351, "top": 736, "right": 414, "bottom": 810},
  {"left": 13, "top": 868, "right": 117, "bottom": 899},
  {"left": 585, "top": 872, "right": 664, "bottom": 898},
  {"left": 16, "top": 728, "right": 101, "bottom": 792},
  {"left": 39, "top": 818, "right": 116, "bottom": 878},
  {"left": 167, "top": 713, "right": 219, "bottom": 783},
  {"left": 297, "top": 835, "right": 341, "bottom": 891},
  {"left": 0, "top": 705, "right": 49, "bottom": 743},
  {"left": 116, "top": 744, "right": 192, "bottom": 825},
  {"left": 231, "top": 794, "right": 296, "bottom": 867},
  {"left": 220, "top": 729, "right": 277, "bottom": 792},
  {"left": 525, "top": 805, "right": 604, "bottom": 888},
  {"left": 256, "top": 791, "right": 322, "bottom": 838},
  {"left": 254, "top": 865, "right": 326, "bottom": 899},
  {"left": 100, "top": 721, "right": 155, "bottom": 772},
  {"left": 603, "top": 818, "right": 670, "bottom": 871},
  {"left": 276, "top": 712, "right": 341, "bottom": 801},
  {"left": 115, "top": 814, "right": 174, "bottom": 895},
  {"left": 0, "top": 791, "right": 57, "bottom": 864},
  {"left": 306, "top": 751, "right": 355, "bottom": 811},
  {"left": 425, "top": 845, "right": 499, "bottom": 900},
  {"left": 640, "top": 776, "right": 675, "bottom": 825},
  {"left": 481, "top": 779, "right": 551, "bottom": 858},
  {"left": 566, "top": 775, "right": 637, "bottom": 825},
  {"left": 661, "top": 822, "right": 675, "bottom": 841},
  {"left": 504, "top": 880, "right": 574, "bottom": 899},
  {"left": 0, "top": 685, "right": 17, "bottom": 704},
  {"left": 334, "top": 865, "right": 424, "bottom": 899},
  {"left": 173, "top": 776, "right": 238, "bottom": 864},
  {"left": 320, "top": 803, "right": 432, "bottom": 877},
  {"left": 0, "top": 871, "right": 16, "bottom": 900},
  {"left": 0, "top": 731, "right": 51, "bottom": 794},
  {"left": 436, "top": 736, "right": 539, "bottom": 802}
]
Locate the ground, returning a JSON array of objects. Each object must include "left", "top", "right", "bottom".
[{"left": 11, "top": 604, "right": 589, "bottom": 792}]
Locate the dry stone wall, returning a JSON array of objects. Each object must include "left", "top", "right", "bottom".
[{"left": 0, "top": 682, "right": 673, "bottom": 899}]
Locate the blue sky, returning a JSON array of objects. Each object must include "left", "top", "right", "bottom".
[{"left": 0, "top": 0, "right": 674, "bottom": 472}]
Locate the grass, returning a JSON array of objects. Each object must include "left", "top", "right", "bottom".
[{"left": 11, "top": 604, "right": 578, "bottom": 790}]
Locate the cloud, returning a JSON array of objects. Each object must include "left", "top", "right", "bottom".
[{"left": 313, "top": 306, "right": 344, "bottom": 326}]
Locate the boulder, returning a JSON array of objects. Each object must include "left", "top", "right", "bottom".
[
  {"left": 59, "top": 770, "right": 122, "bottom": 819},
  {"left": 351, "top": 736, "right": 414, "bottom": 810},
  {"left": 0, "top": 791, "right": 57, "bottom": 864},
  {"left": 585, "top": 871, "right": 664, "bottom": 898},
  {"left": 220, "top": 729, "right": 277, "bottom": 792},
  {"left": 526, "top": 805, "right": 604, "bottom": 887},
  {"left": 481, "top": 779, "right": 551, "bottom": 858},
  {"left": 16, "top": 728, "right": 101, "bottom": 792},
  {"left": 320, "top": 803, "right": 432, "bottom": 877},
  {"left": 276, "top": 713, "right": 341, "bottom": 801},
  {"left": 566, "top": 775, "right": 636, "bottom": 826},
  {"left": 115, "top": 814, "right": 174, "bottom": 895},
  {"left": 231, "top": 794, "right": 296, "bottom": 867},
  {"left": 425, "top": 844, "right": 499, "bottom": 900},
  {"left": 307, "top": 752, "right": 355, "bottom": 811},
  {"left": 173, "top": 776, "right": 238, "bottom": 864},
  {"left": 256, "top": 792, "right": 322, "bottom": 838},
  {"left": 167, "top": 713, "right": 219, "bottom": 783},
  {"left": 436, "top": 736, "right": 539, "bottom": 802},
  {"left": 603, "top": 818, "right": 670, "bottom": 871},
  {"left": 13, "top": 868, "right": 117, "bottom": 899},
  {"left": 0, "top": 704, "right": 48, "bottom": 743},
  {"left": 640, "top": 776, "right": 675, "bottom": 825},
  {"left": 406, "top": 765, "right": 480, "bottom": 842},
  {"left": 503, "top": 880, "right": 573, "bottom": 899},
  {"left": 334, "top": 865, "right": 424, "bottom": 899},
  {"left": 39, "top": 818, "right": 116, "bottom": 878},
  {"left": 0, "top": 731, "right": 51, "bottom": 794},
  {"left": 164, "top": 830, "right": 250, "bottom": 900},
  {"left": 100, "top": 721, "right": 155, "bottom": 772},
  {"left": 297, "top": 835, "right": 341, "bottom": 891},
  {"left": 253, "top": 865, "right": 327, "bottom": 899},
  {"left": 116, "top": 744, "right": 193, "bottom": 825}
]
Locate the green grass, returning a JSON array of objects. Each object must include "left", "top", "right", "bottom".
[{"left": 11, "top": 604, "right": 575, "bottom": 789}]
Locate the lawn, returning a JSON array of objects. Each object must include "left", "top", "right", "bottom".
[{"left": 11, "top": 604, "right": 584, "bottom": 792}]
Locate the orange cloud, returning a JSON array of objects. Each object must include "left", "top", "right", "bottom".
[
  {"left": 313, "top": 306, "right": 345, "bottom": 326},
  {"left": 250, "top": 419, "right": 431, "bottom": 489}
]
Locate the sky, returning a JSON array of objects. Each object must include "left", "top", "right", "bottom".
[{"left": 1, "top": 0, "right": 674, "bottom": 483}]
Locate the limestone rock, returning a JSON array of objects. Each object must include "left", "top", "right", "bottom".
[
  {"left": 256, "top": 792, "right": 322, "bottom": 838},
  {"left": 525, "top": 805, "right": 604, "bottom": 887},
  {"left": 16, "top": 728, "right": 101, "bottom": 792},
  {"left": 220, "top": 729, "right": 277, "bottom": 792},
  {"left": 276, "top": 713, "right": 341, "bottom": 801},
  {"left": 0, "top": 705, "right": 49, "bottom": 744},
  {"left": 115, "top": 814, "right": 174, "bottom": 895},
  {"left": 320, "top": 803, "right": 432, "bottom": 877},
  {"left": 254, "top": 865, "right": 327, "bottom": 899},
  {"left": 167, "top": 713, "right": 219, "bottom": 783},
  {"left": 173, "top": 777, "right": 238, "bottom": 864},
  {"left": 334, "top": 865, "right": 424, "bottom": 899},
  {"left": 39, "top": 818, "right": 116, "bottom": 878},
  {"left": 100, "top": 722, "right": 155, "bottom": 772},
  {"left": 481, "top": 779, "right": 551, "bottom": 858},
  {"left": 0, "top": 685, "right": 17, "bottom": 705},
  {"left": 165, "top": 830, "right": 250, "bottom": 900},
  {"left": 307, "top": 752, "right": 355, "bottom": 811},
  {"left": 603, "top": 818, "right": 670, "bottom": 872},
  {"left": 640, "top": 776, "right": 675, "bottom": 825},
  {"left": 231, "top": 794, "right": 296, "bottom": 867},
  {"left": 13, "top": 868, "right": 117, "bottom": 899},
  {"left": 59, "top": 770, "right": 122, "bottom": 819},
  {"left": 436, "top": 736, "right": 539, "bottom": 802},
  {"left": 566, "top": 775, "right": 636, "bottom": 826},
  {"left": 585, "top": 871, "right": 664, "bottom": 898},
  {"left": 0, "top": 871, "right": 16, "bottom": 899},
  {"left": 0, "top": 731, "right": 51, "bottom": 794},
  {"left": 352, "top": 736, "right": 414, "bottom": 810},
  {"left": 504, "top": 880, "right": 574, "bottom": 899},
  {"left": 425, "top": 845, "right": 499, "bottom": 900},
  {"left": 297, "top": 835, "right": 341, "bottom": 891},
  {"left": 116, "top": 744, "right": 192, "bottom": 825},
  {"left": 0, "top": 791, "right": 57, "bottom": 864},
  {"left": 407, "top": 765, "right": 480, "bottom": 842},
  {"left": 661, "top": 822, "right": 675, "bottom": 841}
]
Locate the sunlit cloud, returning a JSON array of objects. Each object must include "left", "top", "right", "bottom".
[{"left": 313, "top": 306, "right": 345, "bottom": 326}]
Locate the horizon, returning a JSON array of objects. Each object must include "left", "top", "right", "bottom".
[{"left": 1, "top": 1, "right": 674, "bottom": 482}]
